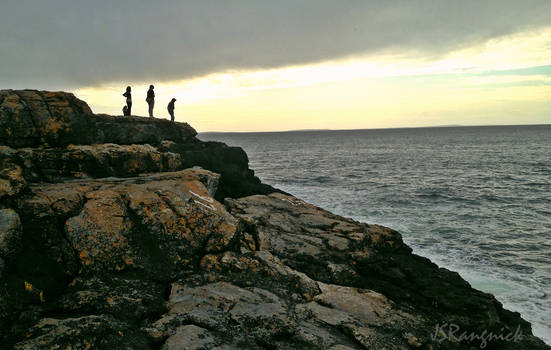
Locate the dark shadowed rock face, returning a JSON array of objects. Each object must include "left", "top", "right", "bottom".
[{"left": 0, "top": 90, "right": 549, "bottom": 350}]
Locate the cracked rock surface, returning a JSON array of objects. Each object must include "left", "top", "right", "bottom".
[{"left": 0, "top": 91, "right": 549, "bottom": 350}]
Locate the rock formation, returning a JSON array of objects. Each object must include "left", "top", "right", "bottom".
[
  {"left": 0, "top": 90, "right": 548, "bottom": 349},
  {"left": 0, "top": 90, "right": 275, "bottom": 201}
]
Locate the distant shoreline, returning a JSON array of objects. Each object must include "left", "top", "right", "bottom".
[{"left": 200, "top": 123, "right": 551, "bottom": 134}]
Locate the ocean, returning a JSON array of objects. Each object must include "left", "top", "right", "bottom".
[{"left": 199, "top": 125, "right": 551, "bottom": 344}]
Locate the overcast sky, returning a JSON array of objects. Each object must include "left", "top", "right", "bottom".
[{"left": 2, "top": 0, "right": 551, "bottom": 89}]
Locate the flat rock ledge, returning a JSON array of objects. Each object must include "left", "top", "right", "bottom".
[{"left": 0, "top": 90, "right": 548, "bottom": 350}]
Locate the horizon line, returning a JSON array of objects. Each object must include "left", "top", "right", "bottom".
[{"left": 199, "top": 122, "right": 551, "bottom": 134}]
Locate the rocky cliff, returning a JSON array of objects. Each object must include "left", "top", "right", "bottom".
[
  {"left": 0, "top": 90, "right": 275, "bottom": 201},
  {"left": 0, "top": 90, "right": 548, "bottom": 350}
]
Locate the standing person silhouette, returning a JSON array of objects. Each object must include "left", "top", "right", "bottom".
[
  {"left": 146, "top": 85, "right": 155, "bottom": 118},
  {"left": 167, "top": 98, "right": 176, "bottom": 122},
  {"left": 122, "top": 86, "right": 132, "bottom": 116}
]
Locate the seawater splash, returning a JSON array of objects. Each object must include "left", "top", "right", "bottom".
[{"left": 200, "top": 125, "right": 551, "bottom": 345}]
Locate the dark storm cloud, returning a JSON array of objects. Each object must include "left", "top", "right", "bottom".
[{"left": 1, "top": 0, "right": 550, "bottom": 88}]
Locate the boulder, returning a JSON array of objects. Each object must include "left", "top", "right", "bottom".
[
  {"left": 63, "top": 170, "right": 237, "bottom": 278},
  {"left": 0, "top": 90, "right": 94, "bottom": 148}
]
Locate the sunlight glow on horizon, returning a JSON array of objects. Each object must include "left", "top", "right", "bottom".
[{"left": 76, "top": 26, "right": 551, "bottom": 132}]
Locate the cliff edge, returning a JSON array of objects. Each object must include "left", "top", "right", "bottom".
[
  {"left": 0, "top": 90, "right": 548, "bottom": 350},
  {"left": 0, "top": 89, "right": 276, "bottom": 201}
]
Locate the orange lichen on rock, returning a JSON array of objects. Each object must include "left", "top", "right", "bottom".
[{"left": 42, "top": 118, "right": 64, "bottom": 135}]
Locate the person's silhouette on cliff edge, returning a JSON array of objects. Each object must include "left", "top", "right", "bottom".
[
  {"left": 122, "top": 86, "right": 132, "bottom": 116},
  {"left": 167, "top": 98, "right": 176, "bottom": 122},
  {"left": 146, "top": 85, "right": 155, "bottom": 118}
]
